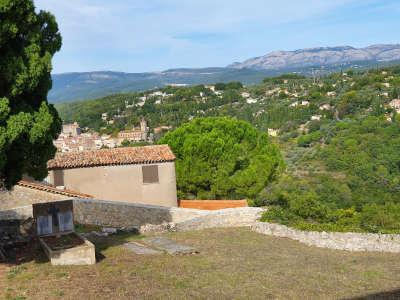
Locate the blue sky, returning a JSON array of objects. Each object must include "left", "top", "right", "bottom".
[{"left": 34, "top": 0, "right": 400, "bottom": 74}]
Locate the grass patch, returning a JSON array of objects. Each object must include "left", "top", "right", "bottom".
[{"left": 2, "top": 228, "right": 400, "bottom": 299}]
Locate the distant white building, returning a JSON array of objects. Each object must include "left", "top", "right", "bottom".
[
  {"left": 319, "top": 103, "right": 331, "bottom": 111},
  {"left": 205, "top": 85, "right": 215, "bottom": 92},
  {"left": 311, "top": 115, "right": 322, "bottom": 121},
  {"left": 241, "top": 92, "right": 250, "bottom": 98},
  {"left": 301, "top": 100, "right": 309, "bottom": 106},
  {"left": 389, "top": 99, "right": 400, "bottom": 113},
  {"left": 267, "top": 128, "right": 279, "bottom": 137},
  {"left": 246, "top": 98, "right": 258, "bottom": 104}
]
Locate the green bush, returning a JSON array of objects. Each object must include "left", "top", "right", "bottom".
[
  {"left": 297, "top": 131, "right": 322, "bottom": 147},
  {"left": 289, "top": 192, "right": 328, "bottom": 221},
  {"left": 360, "top": 203, "right": 400, "bottom": 233}
]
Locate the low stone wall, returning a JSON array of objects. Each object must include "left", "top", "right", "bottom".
[
  {"left": 252, "top": 222, "right": 400, "bottom": 253},
  {"left": 3, "top": 200, "right": 400, "bottom": 253},
  {"left": 73, "top": 198, "right": 209, "bottom": 228},
  {"left": 175, "top": 207, "right": 263, "bottom": 231},
  {"left": 0, "top": 205, "right": 32, "bottom": 220},
  {"left": 73, "top": 198, "right": 262, "bottom": 230}
]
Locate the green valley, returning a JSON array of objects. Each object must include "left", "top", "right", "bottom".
[{"left": 56, "top": 65, "right": 400, "bottom": 233}]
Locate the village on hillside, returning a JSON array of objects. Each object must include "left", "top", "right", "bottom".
[{"left": 3, "top": 0, "right": 400, "bottom": 298}]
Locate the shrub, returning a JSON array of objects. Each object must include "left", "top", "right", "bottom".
[
  {"left": 289, "top": 192, "right": 328, "bottom": 221},
  {"left": 360, "top": 203, "right": 400, "bottom": 233}
]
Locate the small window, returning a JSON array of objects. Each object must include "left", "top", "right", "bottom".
[
  {"left": 58, "top": 211, "right": 74, "bottom": 232},
  {"left": 142, "top": 165, "right": 159, "bottom": 184},
  {"left": 37, "top": 215, "right": 53, "bottom": 235}
]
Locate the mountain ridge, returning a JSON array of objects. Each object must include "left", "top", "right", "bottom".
[
  {"left": 49, "top": 44, "right": 400, "bottom": 103},
  {"left": 228, "top": 44, "right": 400, "bottom": 70}
]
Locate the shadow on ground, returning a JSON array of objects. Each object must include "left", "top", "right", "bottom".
[{"left": 346, "top": 289, "right": 400, "bottom": 300}]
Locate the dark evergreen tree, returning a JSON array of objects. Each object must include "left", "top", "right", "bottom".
[{"left": 0, "top": 0, "right": 62, "bottom": 189}]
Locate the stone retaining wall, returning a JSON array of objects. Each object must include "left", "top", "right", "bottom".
[
  {"left": 73, "top": 198, "right": 208, "bottom": 227},
  {"left": 0, "top": 199, "right": 262, "bottom": 232},
  {"left": 0, "top": 205, "right": 32, "bottom": 220},
  {"left": 4, "top": 199, "right": 400, "bottom": 253},
  {"left": 175, "top": 207, "right": 263, "bottom": 231},
  {"left": 252, "top": 222, "right": 400, "bottom": 253}
]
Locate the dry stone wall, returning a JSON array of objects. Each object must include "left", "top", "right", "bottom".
[
  {"left": 252, "top": 222, "right": 400, "bottom": 253},
  {"left": 0, "top": 205, "right": 32, "bottom": 220},
  {"left": 3, "top": 198, "right": 400, "bottom": 253},
  {"left": 175, "top": 207, "right": 263, "bottom": 231},
  {"left": 0, "top": 185, "right": 68, "bottom": 210},
  {"left": 73, "top": 198, "right": 208, "bottom": 227}
]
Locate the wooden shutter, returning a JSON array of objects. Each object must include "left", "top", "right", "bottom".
[{"left": 142, "top": 165, "right": 159, "bottom": 184}]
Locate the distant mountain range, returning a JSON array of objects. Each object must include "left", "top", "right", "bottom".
[
  {"left": 49, "top": 68, "right": 276, "bottom": 103},
  {"left": 49, "top": 44, "right": 400, "bottom": 103},
  {"left": 229, "top": 44, "right": 400, "bottom": 70}
]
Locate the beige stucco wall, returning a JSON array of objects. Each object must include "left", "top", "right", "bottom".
[{"left": 48, "top": 162, "right": 178, "bottom": 207}]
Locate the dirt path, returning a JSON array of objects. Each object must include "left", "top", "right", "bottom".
[{"left": 0, "top": 263, "right": 9, "bottom": 295}]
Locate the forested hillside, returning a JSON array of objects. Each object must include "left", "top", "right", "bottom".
[{"left": 56, "top": 65, "right": 400, "bottom": 233}]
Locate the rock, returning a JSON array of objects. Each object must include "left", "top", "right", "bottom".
[
  {"left": 119, "top": 226, "right": 140, "bottom": 234},
  {"left": 102, "top": 227, "right": 118, "bottom": 234},
  {"left": 139, "top": 222, "right": 177, "bottom": 233},
  {"left": 123, "top": 242, "right": 161, "bottom": 255},
  {"left": 143, "top": 237, "right": 197, "bottom": 255}
]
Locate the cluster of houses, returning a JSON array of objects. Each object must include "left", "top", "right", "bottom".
[{"left": 54, "top": 118, "right": 161, "bottom": 153}]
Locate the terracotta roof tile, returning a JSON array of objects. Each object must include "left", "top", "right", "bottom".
[
  {"left": 47, "top": 145, "right": 175, "bottom": 170},
  {"left": 17, "top": 180, "right": 93, "bottom": 198}
]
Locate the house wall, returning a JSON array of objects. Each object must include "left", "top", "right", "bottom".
[{"left": 48, "top": 162, "right": 177, "bottom": 207}]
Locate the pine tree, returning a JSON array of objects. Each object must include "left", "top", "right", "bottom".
[{"left": 0, "top": 0, "right": 62, "bottom": 189}]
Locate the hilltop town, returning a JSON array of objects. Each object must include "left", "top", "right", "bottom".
[
  {"left": 53, "top": 118, "right": 156, "bottom": 152},
  {"left": 3, "top": 1, "right": 400, "bottom": 299}
]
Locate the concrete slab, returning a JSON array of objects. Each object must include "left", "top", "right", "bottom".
[
  {"left": 39, "top": 233, "right": 96, "bottom": 265},
  {"left": 123, "top": 242, "right": 161, "bottom": 255},
  {"left": 143, "top": 237, "right": 198, "bottom": 255}
]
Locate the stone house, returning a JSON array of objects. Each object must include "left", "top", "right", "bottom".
[
  {"left": 47, "top": 145, "right": 178, "bottom": 207},
  {"left": 0, "top": 180, "right": 92, "bottom": 211},
  {"left": 117, "top": 118, "right": 149, "bottom": 142},
  {"left": 62, "top": 122, "right": 81, "bottom": 137}
]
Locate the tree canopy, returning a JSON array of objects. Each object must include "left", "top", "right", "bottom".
[
  {"left": 0, "top": 0, "right": 62, "bottom": 189},
  {"left": 159, "top": 117, "right": 284, "bottom": 200}
]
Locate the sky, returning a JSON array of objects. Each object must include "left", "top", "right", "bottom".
[{"left": 34, "top": 0, "right": 400, "bottom": 74}]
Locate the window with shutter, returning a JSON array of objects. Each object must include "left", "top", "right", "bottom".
[{"left": 142, "top": 165, "right": 159, "bottom": 184}]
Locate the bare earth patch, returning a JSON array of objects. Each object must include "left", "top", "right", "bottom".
[{"left": 2, "top": 227, "right": 400, "bottom": 299}]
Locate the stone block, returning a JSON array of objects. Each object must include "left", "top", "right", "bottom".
[{"left": 39, "top": 232, "right": 96, "bottom": 265}]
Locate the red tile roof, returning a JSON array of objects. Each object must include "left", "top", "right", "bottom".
[
  {"left": 47, "top": 145, "right": 176, "bottom": 170},
  {"left": 17, "top": 180, "right": 93, "bottom": 198}
]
